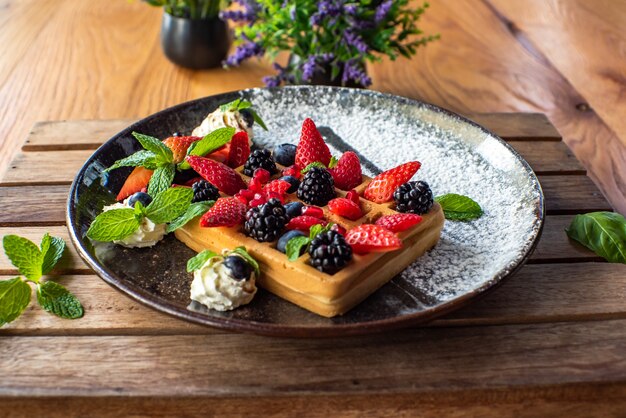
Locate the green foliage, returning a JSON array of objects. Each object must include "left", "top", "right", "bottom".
[
  {"left": 566, "top": 212, "right": 626, "bottom": 264},
  {"left": 143, "top": 0, "right": 228, "bottom": 19}
]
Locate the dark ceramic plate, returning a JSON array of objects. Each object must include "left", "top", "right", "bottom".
[{"left": 67, "top": 86, "right": 544, "bottom": 337}]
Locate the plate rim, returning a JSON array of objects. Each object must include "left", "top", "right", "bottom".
[{"left": 66, "top": 86, "right": 545, "bottom": 338}]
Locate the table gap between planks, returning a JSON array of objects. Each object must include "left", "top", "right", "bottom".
[{"left": 0, "top": 113, "right": 625, "bottom": 417}]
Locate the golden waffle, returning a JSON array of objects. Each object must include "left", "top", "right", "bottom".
[{"left": 175, "top": 167, "right": 445, "bottom": 317}]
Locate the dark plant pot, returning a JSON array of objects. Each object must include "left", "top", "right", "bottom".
[
  {"left": 288, "top": 55, "right": 367, "bottom": 88},
  {"left": 161, "top": 13, "right": 230, "bottom": 69}
]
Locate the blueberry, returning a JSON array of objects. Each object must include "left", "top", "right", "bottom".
[
  {"left": 279, "top": 176, "right": 300, "bottom": 193},
  {"left": 277, "top": 230, "right": 307, "bottom": 254},
  {"left": 273, "top": 143, "right": 297, "bottom": 166},
  {"left": 223, "top": 255, "right": 252, "bottom": 281},
  {"left": 284, "top": 201, "right": 304, "bottom": 219},
  {"left": 239, "top": 108, "right": 254, "bottom": 128},
  {"left": 128, "top": 192, "right": 152, "bottom": 208}
]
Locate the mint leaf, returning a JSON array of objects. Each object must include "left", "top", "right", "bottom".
[
  {"left": 0, "top": 277, "right": 31, "bottom": 325},
  {"left": 86, "top": 208, "right": 141, "bottom": 242},
  {"left": 187, "top": 249, "right": 219, "bottom": 272},
  {"left": 2, "top": 235, "right": 42, "bottom": 282},
  {"left": 178, "top": 127, "right": 235, "bottom": 170},
  {"left": 301, "top": 162, "right": 327, "bottom": 174},
  {"left": 328, "top": 156, "right": 338, "bottom": 169},
  {"left": 132, "top": 132, "right": 173, "bottom": 163},
  {"left": 147, "top": 164, "right": 175, "bottom": 196},
  {"left": 36, "top": 281, "right": 84, "bottom": 319},
  {"left": 231, "top": 246, "right": 260, "bottom": 276},
  {"left": 286, "top": 236, "right": 310, "bottom": 261},
  {"left": 40, "top": 234, "right": 65, "bottom": 275},
  {"left": 566, "top": 212, "right": 626, "bottom": 264},
  {"left": 105, "top": 150, "right": 157, "bottom": 172},
  {"left": 220, "top": 98, "right": 251, "bottom": 112},
  {"left": 249, "top": 109, "right": 268, "bottom": 131},
  {"left": 435, "top": 194, "right": 483, "bottom": 221},
  {"left": 309, "top": 223, "right": 333, "bottom": 240},
  {"left": 145, "top": 187, "right": 194, "bottom": 224},
  {"left": 166, "top": 201, "right": 214, "bottom": 233}
]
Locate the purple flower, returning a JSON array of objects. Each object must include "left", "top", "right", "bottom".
[
  {"left": 342, "top": 60, "right": 371, "bottom": 87},
  {"left": 375, "top": 0, "right": 393, "bottom": 23},
  {"left": 310, "top": 0, "right": 343, "bottom": 26},
  {"left": 301, "top": 56, "right": 317, "bottom": 81},
  {"left": 343, "top": 31, "right": 368, "bottom": 54},
  {"left": 222, "top": 0, "right": 262, "bottom": 23},
  {"left": 224, "top": 41, "right": 263, "bottom": 67}
]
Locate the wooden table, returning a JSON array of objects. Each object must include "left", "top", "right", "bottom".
[{"left": 1, "top": 113, "right": 624, "bottom": 417}]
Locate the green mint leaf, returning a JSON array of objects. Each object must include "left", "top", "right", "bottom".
[
  {"left": 286, "top": 236, "right": 310, "bottom": 261},
  {"left": 2, "top": 235, "right": 42, "bottom": 282},
  {"left": 147, "top": 164, "right": 175, "bottom": 196},
  {"left": 104, "top": 150, "right": 157, "bottom": 172},
  {"left": 166, "top": 201, "right": 214, "bottom": 233},
  {"left": 249, "top": 109, "right": 268, "bottom": 131},
  {"left": 0, "top": 277, "right": 31, "bottom": 325},
  {"left": 328, "top": 156, "right": 339, "bottom": 169},
  {"left": 435, "top": 194, "right": 483, "bottom": 221},
  {"left": 133, "top": 201, "right": 147, "bottom": 218},
  {"left": 86, "top": 208, "right": 141, "bottom": 242},
  {"left": 145, "top": 186, "right": 194, "bottom": 224},
  {"left": 187, "top": 249, "right": 219, "bottom": 272},
  {"left": 566, "top": 212, "right": 626, "bottom": 264},
  {"left": 301, "top": 162, "right": 327, "bottom": 174},
  {"left": 219, "top": 98, "right": 249, "bottom": 112},
  {"left": 40, "top": 234, "right": 65, "bottom": 275},
  {"left": 231, "top": 246, "right": 260, "bottom": 277},
  {"left": 36, "top": 281, "right": 84, "bottom": 319},
  {"left": 178, "top": 127, "right": 235, "bottom": 170},
  {"left": 132, "top": 132, "right": 173, "bottom": 164}
]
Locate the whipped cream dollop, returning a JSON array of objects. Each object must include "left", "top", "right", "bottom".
[
  {"left": 102, "top": 200, "right": 167, "bottom": 248},
  {"left": 190, "top": 253, "right": 257, "bottom": 311},
  {"left": 192, "top": 108, "right": 253, "bottom": 138}
]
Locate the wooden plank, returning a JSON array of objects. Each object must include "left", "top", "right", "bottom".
[
  {"left": 541, "top": 175, "right": 612, "bottom": 213},
  {"left": 1, "top": 320, "right": 625, "bottom": 397},
  {"left": 1, "top": 263, "right": 624, "bottom": 335},
  {"left": 0, "top": 185, "right": 69, "bottom": 226},
  {"left": 466, "top": 112, "right": 561, "bottom": 140},
  {"left": 510, "top": 141, "right": 585, "bottom": 174}
]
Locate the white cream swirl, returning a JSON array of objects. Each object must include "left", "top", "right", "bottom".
[
  {"left": 192, "top": 108, "right": 253, "bottom": 139},
  {"left": 102, "top": 201, "right": 167, "bottom": 248}
]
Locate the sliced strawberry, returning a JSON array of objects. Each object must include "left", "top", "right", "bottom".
[
  {"left": 163, "top": 135, "right": 201, "bottom": 164},
  {"left": 200, "top": 197, "right": 246, "bottom": 227},
  {"left": 363, "top": 161, "right": 421, "bottom": 203},
  {"left": 345, "top": 189, "right": 360, "bottom": 204},
  {"left": 375, "top": 213, "right": 423, "bottom": 232},
  {"left": 208, "top": 144, "right": 229, "bottom": 163},
  {"left": 286, "top": 215, "right": 327, "bottom": 232},
  {"left": 227, "top": 131, "right": 251, "bottom": 168},
  {"left": 294, "top": 118, "right": 331, "bottom": 169},
  {"left": 186, "top": 155, "right": 247, "bottom": 196},
  {"left": 263, "top": 179, "right": 291, "bottom": 196},
  {"left": 329, "top": 152, "right": 362, "bottom": 191},
  {"left": 344, "top": 224, "right": 403, "bottom": 254},
  {"left": 301, "top": 206, "right": 324, "bottom": 219},
  {"left": 328, "top": 198, "right": 362, "bottom": 220},
  {"left": 116, "top": 166, "right": 153, "bottom": 201}
]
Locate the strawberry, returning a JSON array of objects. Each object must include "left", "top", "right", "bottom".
[
  {"left": 328, "top": 198, "right": 362, "bottom": 220},
  {"left": 344, "top": 224, "right": 402, "bottom": 254},
  {"left": 163, "top": 135, "right": 201, "bottom": 164},
  {"left": 116, "top": 166, "right": 153, "bottom": 201},
  {"left": 207, "top": 145, "right": 229, "bottom": 163},
  {"left": 186, "top": 155, "right": 247, "bottom": 196},
  {"left": 329, "top": 152, "right": 362, "bottom": 191},
  {"left": 363, "top": 161, "right": 421, "bottom": 203},
  {"left": 286, "top": 215, "right": 327, "bottom": 232},
  {"left": 263, "top": 179, "right": 291, "bottom": 196},
  {"left": 375, "top": 213, "right": 423, "bottom": 232},
  {"left": 294, "top": 118, "right": 331, "bottom": 169},
  {"left": 227, "top": 131, "right": 251, "bottom": 168},
  {"left": 200, "top": 197, "right": 246, "bottom": 227},
  {"left": 345, "top": 189, "right": 360, "bottom": 204}
]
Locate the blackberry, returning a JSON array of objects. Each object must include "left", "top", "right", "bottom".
[
  {"left": 242, "top": 149, "right": 278, "bottom": 177},
  {"left": 393, "top": 181, "right": 433, "bottom": 215},
  {"left": 244, "top": 198, "right": 288, "bottom": 242},
  {"left": 296, "top": 167, "right": 335, "bottom": 206},
  {"left": 192, "top": 180, "right": 220, "bottom": 203},
  {"left": 309, "top": 230, "right": 352, "bottom": 274}
]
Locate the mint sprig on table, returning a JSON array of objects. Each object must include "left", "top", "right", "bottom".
[
  {"left": 1, "top": 234, "right": 83, "bottom": 326},
  {"left": 566, "top": 211, "right": 626, "bottom": 264},
  {"left": 219, "top": 98, "right": 268, "bottom": 131},
  {"left": 435, "top": 193, "right": 483, "bottom": 221},
  {"left": 177, "top": 127, "right": 235, "bottom": 170},
  {"left": 87, "top": 187, "right": 194, "bottom": 242},
  {"left": 187, "top": 246, "right": 260, "bottom": 276},
  {"left": 286, "top": 224, "right": 334, "bottom": 261}
]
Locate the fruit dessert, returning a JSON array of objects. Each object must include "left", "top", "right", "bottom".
[{"left": 87, "top": 99, "right": 444, "bottom": 317}]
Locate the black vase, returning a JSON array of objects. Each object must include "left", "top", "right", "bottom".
[{"left": 161, "top": 13, "right": 230, "bottom": 69}]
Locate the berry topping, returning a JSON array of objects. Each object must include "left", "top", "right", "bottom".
[
  {"left": 227, "top": 131, "right": 251, "bottom": 168},
  {"left": 331, "top": 224, "right": 347, "bottom": 236},
  {"left": 363, "top": 161, "right": 421, "bottom": 203},
  {"left": 127, "top": 192, "right": 152, "bottom": 208},
  {"left": 345, "top": 189, "right": 360, "bottom": 204},
  {"left": 243, "top": 149, "right": 278, "bottom": 177},
  {"left": 278, "top": 176, "right": 300, "bottom": 193},
  {"left": 344, "top": 224, "right": 403, "bottom": 254},
  {"left": 273, "top": 143, "right": 297, "bottom": 167},
  {"left": 186, "top": 155, "right": 247, "bottom": 196},
  {"left": 253, "top": 168, "right": 271, "bottom": 184},
  {"left": 116, "top": 166, "right": 153, "bottom": 201},
  {"left": 296, "top": 167, "right": 336, "bottom": 206},
  {"left": 249, "top": 193, "right": 267, "bottom": 208},
  {"left": 375, "top": 213, "right": 423, "bottom": 232},
  {"left": 191, "top": 180, "right": 220, "bottom": 203},
  {"left": 295, "top": 118, "right": 331, "bottom": 169},
  {"left": 309, "top": 230, "right": 353, "bottom": 274},
  {"left": 286, "top": 215, "right": 327, "bottom": 232},
  {"left": 284, "top": 202, "right": 304, "bottom": 219},
  {"left": 282, "top": 166, "right": 300, "bottom": 179},
  {"left": 239, "top": 108, "right": 254, "bottom": 128},
  {"left": 329, "top": 152, "right": 362, "bottom": 191},
  {"left": 244, "top": 198, "right": 288, "bottom": 242},
  {"left": 301, "top": 205, "right": 324, "bottom": 219},
  {"left": 276, "top": 230, "right": 307, "bottom": 254},
  {"left": 393, "top": 181, "right": 433, "bottom": 215},
  {"left": 163, "top": 135, "right": 202, "bottom": 164},
  {"left": 223, "top": 255, "right": 253, "bottom": 280},
  {"left": 328, "top": 198, "right": 362, "bottom": 220},
  {"left": 200, "top": 197, "right": 247, "bottom": 227},
  {"left": 263, "top": 179, "right": 292, "bottom": 196}
]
